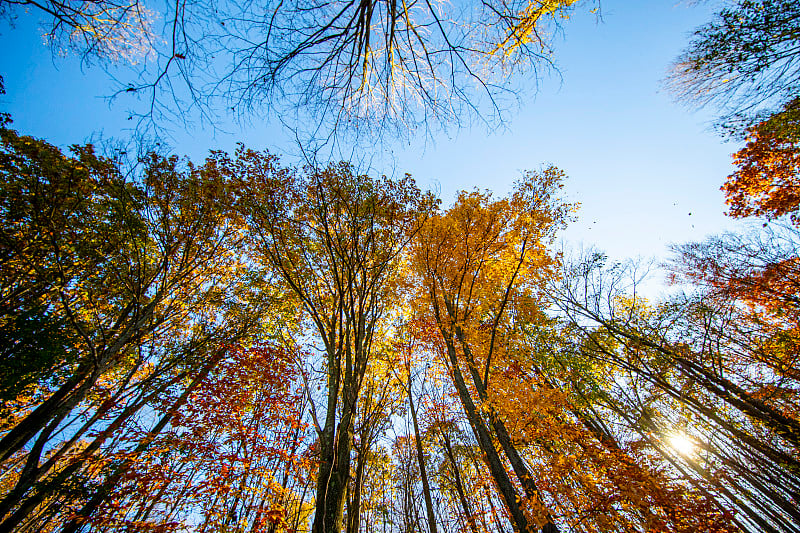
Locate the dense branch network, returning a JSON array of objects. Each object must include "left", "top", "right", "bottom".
[
  {"left": 667, "top": 0, "right": 800, "bottom": 126},
  {"left": 1, "top": 0, "right": 584, "bottom": 141}
]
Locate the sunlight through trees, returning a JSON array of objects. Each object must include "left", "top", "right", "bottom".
[{"left": 2, "top": 0, "right": 800, "bottom": 532}]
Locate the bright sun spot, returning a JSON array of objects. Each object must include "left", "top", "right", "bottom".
[{"left": 669, "top": 433, "right": 696, "bottom": 456}]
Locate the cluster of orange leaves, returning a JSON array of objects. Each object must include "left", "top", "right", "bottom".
[
  {"left": 724, "top": 115, "right": 800, "bottom": 223},
  {"left": 85, "top": 344, "right": 308, "bottom": 532},
  {"left": 487, "top": 368, "right": 734, "bottom": 533}
]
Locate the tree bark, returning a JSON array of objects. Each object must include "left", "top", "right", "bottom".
[
  {"left": 441, "top": 431, "right": 479, "bottom": 533},
  {"left": 407, "top": 377, "right": 438, "bottom": 533},
  {"left": 440, "top": 332, "right": 530, "bottom": 533}
]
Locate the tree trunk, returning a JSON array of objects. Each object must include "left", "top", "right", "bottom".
[
  {"left": 441, "top": 431, "right": 479, "bottom": 533},
  {"left": 441, "top": 334, "right": 530, "bottom": 533},
  {"left": 451, "top": 322, "right": 558, "bottom": 533},
  {"left": 312, "top": 388, "right": 355, "bottom": 533},
  {"left": 347, "top": 432, "right": 369, "bottom": 533},
  {"left": 407, "top": 378, "right": 438, "bottom": 533},
  {"left": 0, "top": 363, "right": 95, "bottom": 465},
  {"left": 311, "top": 384, "right": 339, "bottom": 533}
]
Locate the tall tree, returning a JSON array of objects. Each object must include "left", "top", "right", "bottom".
[
  {"left": 231, "top": 149, "right": 436, "bottom": 533},
  {"left": 0, "top": 129, "right": 267, "bottom": 530},
  {"left": 411, "top": 167, "right": 572, "bottom": 533}
]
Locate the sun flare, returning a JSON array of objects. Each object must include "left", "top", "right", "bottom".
[{"left": 669, "top": 433, "right": 696, "bottom": 456}]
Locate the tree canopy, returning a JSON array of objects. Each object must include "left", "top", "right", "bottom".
[
  {"left": 1, "top": 0, "right": 589, "bottom": 141},
  {"left": 668, "top": 0, "right": 800, "bottom": 125},
  {"left": 3, "top": 1, "right": 800, "bottom": 533}
]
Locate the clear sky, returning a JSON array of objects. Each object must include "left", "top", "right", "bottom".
[{"left": 0, "top": 0, "right": 749, "bottom": 286}]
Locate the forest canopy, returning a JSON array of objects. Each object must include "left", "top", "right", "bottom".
[
  {"left": 0, "top": 0, "right": 588, "bottom": 141},
  {"left": 2, "top": 0, "right": 800, "bottom": 532}
]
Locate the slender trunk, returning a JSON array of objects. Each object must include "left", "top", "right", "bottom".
[
  {"left": 581, "top": 334, "right": 800, "bottom": 474},
  {"left": 346, "top": 437, "right": 368, "bottom": 533},
  {"left": 0, "top": 363, "right": 94, "bottom": 465},
  {"left": 326, "top": 405, "right": 355, "bottom": 533},
  {"left": 441, "top": 334, "right": 530, "bottom": 533},
  {"left": 0, "top": 393, "right": 130, "bottom": 522},
  {"left": 611, "top": 399, "right": 787, "bottom": 533},
  {"left": 676, "top": 354, "right": 800, "bottom": 447},
  {"left": 270, "top": 413, "right": 305, "bottom": 533},
  {"left": 441, "top": 431, "right": 479, "bottom": 533},
  {"left": 291, "top": 475, "right": 314, "bottom": 533},
  {"left": 0, "top": 406, "right": 71, "bottom": 520},
  {"left": 451, "top": 321, "right": 558, "bottom": 533},
  {"left": 482, "top": 480, "right": 506, "bottom": 533},
  {"left": 312, "top": 345, "right": 341, "bottom": 533},
  {"left": 407, "top": 380, "right": 438, "bottom": 533}
]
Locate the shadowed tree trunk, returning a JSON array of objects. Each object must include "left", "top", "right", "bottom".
[{"left": 406, "top": 372, "right": 438, "bottom": 533}]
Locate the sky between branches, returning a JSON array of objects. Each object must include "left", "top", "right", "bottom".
[{"left": 0, "top": 0, "right": 748, "bottom": 292}]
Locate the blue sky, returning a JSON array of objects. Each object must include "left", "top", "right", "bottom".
[{"left": 0, "top": 0, "right": 747, "bottom": 282}]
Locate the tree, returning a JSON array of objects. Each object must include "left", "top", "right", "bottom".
[
  {"left": 722, "top": 97, "right": 800, "bottom": 222},
  {"left": 673, "top": 225, "right": 800, "bottom": 328},
  {"left": 665, "top": 18, "right": 800, "bottom": 517},
  {"left": 0, "top": 129, "right": 268, "bottom": 530},
  {"left": 488, "top": 308, "right": 739, "bottom": 533},
  {"left": 1, "top": 0, "right": 588, "bottom": 140},
  {"left": 231, "top": 149, "right": 436, "bottom": 533},
  {"left": 667, "top": 0, "right": 800, "bottom": 125},
  {"left": 411, "top": 167, "right": 572, "bottom": 533}
]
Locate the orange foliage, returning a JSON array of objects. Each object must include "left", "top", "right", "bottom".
[
  {"left": 86, "top": 344, "right": 309, "bottom": 532},
  {"left": 724, "top": 105, "right": 800, "bottom": 223},
  {"left": 488, "top": 369, "right": 734, "bottom": 533}
]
